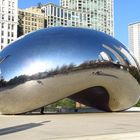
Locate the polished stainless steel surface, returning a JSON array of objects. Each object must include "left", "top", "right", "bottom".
[{"left": 0, "top": 27, "right": 140, "bottom": 114}]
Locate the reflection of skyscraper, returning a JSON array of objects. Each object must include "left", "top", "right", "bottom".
[
  {"left": 100, "top": 51, "right": 113, "bottom": 61},
  {"left": 60, "top": 0, "right": 114, "bottom": 36},
  {"left": 129, "top": 22, "right": 140, "bottom": 64},
  {"left": 0, "top": 0, "right": 18, "bottom": 50}
]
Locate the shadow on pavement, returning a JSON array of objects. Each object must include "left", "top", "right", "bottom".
[
  {"left": 0, "top": 121, "right": 50, "bottom": 136},
  {"left": 25, "top": 111, "right": 105, "bottom": 116}
]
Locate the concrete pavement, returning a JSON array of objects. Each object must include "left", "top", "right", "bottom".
[{"left": 0, "top": 112, "right": 140, "bottom": 140}]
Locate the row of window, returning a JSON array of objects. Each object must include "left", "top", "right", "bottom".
[
  {"left": 24, "top": 27, "right": 43, "bottom": 34},
  {"left": 0, "top": 7, "right": 15, "bottom": 15},
  {"left": 1, "top": 38, "right": 14, "bottom": 44},
  {"left": 0, "top": 14, "right": 15, "bottom": 21},
  {"left": 23, "top": 21, "right": 44, "bottom": 27},
  {"left": 45, "top": 6, "right": 85, "bottom": 20},
  {"left": 0, "top": 0, "right": 15, "bottom": 8},
  {"left": 61, "top": 0, "right": 111, "bottom": 10},
  {"left": 1, "top": 30, "right": 14, "bottom": 37},
  {"left": 24, "top": 26, "right": 42, "bottom": 30},
  {"left": 46, "top": 15, "right": 112, "bottom": 27},
  {"left": 23, "top": 17, "right": 44, "bottom": 23},
  {"left": 1, "top": 23, "right": 15, "bottom": 30},
  {"left": 19, "top": 11, "right": 43, "bottom": 18}
]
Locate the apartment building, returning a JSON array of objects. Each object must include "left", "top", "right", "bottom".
[
  {"left": 18, "top": 7, "right": 46, "bottom": 36},
  {"left": 0, "top": 0, "right": 18, "bottom": 50}
]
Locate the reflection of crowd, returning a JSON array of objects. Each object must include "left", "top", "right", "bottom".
[{"left": 0, "top": 60, "right": 139, "bottom": 88}]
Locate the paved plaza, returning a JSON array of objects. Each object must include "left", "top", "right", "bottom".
[{"left": 0, "top": 111, "right": 140, "bottom": 140}]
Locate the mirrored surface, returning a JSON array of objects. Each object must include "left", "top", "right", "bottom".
[{"left": 0, "top": 27, "right": 140, "bottom": 114}]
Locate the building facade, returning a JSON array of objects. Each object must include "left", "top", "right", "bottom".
[
  {"left": 60, "top": 0, "right": 114, "bottom": 36},
  {"left": 42, "top": 3, "right": 88, "bottom": 29},
  {"left": 129, "top": 22, "right": 140, "bottom": 64},
  {"left": 18, "top": 7, "right": 46, "bottom": 36},
  {"left": 18, "top": 0, "right": 114, "bottom": 39},
  {"left": 0, "top": 0, "right": 18, "bottom": 50}
]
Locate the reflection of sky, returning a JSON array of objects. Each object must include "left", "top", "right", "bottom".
[{"left": 0, "top": 27, "right": 131, "bottom": 81}]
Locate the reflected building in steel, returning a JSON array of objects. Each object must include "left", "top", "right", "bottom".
[{"left": 0, "top": 27, "right": 140, "bottom": 114}]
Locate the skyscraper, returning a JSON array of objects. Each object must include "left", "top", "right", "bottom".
[
  {"left": 42, "top": 3, "right": 89, "bottom": 29},
  {"left": 60, "top": 0, "right": 114, "bottom": 36},
  {"left": 129, "top": 22, "right": 140, "bottom": 64},
  {"left": 0, "top": 0, "right": 18, "bottom": 50},
  {"left": 19, "top": 0, "right": 114, "bottom": 38}
]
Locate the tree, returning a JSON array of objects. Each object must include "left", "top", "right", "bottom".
[
  {"left": 135, "top": 100, "right": 140, "bottom": 107},
  {"left": 49, "top": 98, "right": 76, "bottom": 108}
]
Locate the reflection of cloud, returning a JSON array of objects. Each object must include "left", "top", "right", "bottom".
[{"left": 24, "top": 61, "right": 53, "bottom": 76}]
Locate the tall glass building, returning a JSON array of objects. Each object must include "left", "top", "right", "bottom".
[
  {"left": 60, "top": 0, "right": 114, "bottom": 36},
  {"left": 42, "top": 0, "right": 114, "bottom": 36},
  {"left": 129, "top": 22, "right": 140, "bottom": 64},
  {"left": 42, "top": 3, "right": 89, "bottom": 29}
]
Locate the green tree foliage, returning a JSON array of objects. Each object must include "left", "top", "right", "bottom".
[
  {"left": 50, "top": 98, "right": 76, "bottom": 108},
  {"left": 135, "top": 100, "right": 140, "bottom": 107}
]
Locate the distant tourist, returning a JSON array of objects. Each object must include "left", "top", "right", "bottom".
[{"left": 40, "top": 107, "right": 45, "bottom": 114}]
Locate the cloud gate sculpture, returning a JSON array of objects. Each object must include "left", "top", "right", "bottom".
[{"left": 0, "top": 27, "right": 140, "bottom": 114}]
